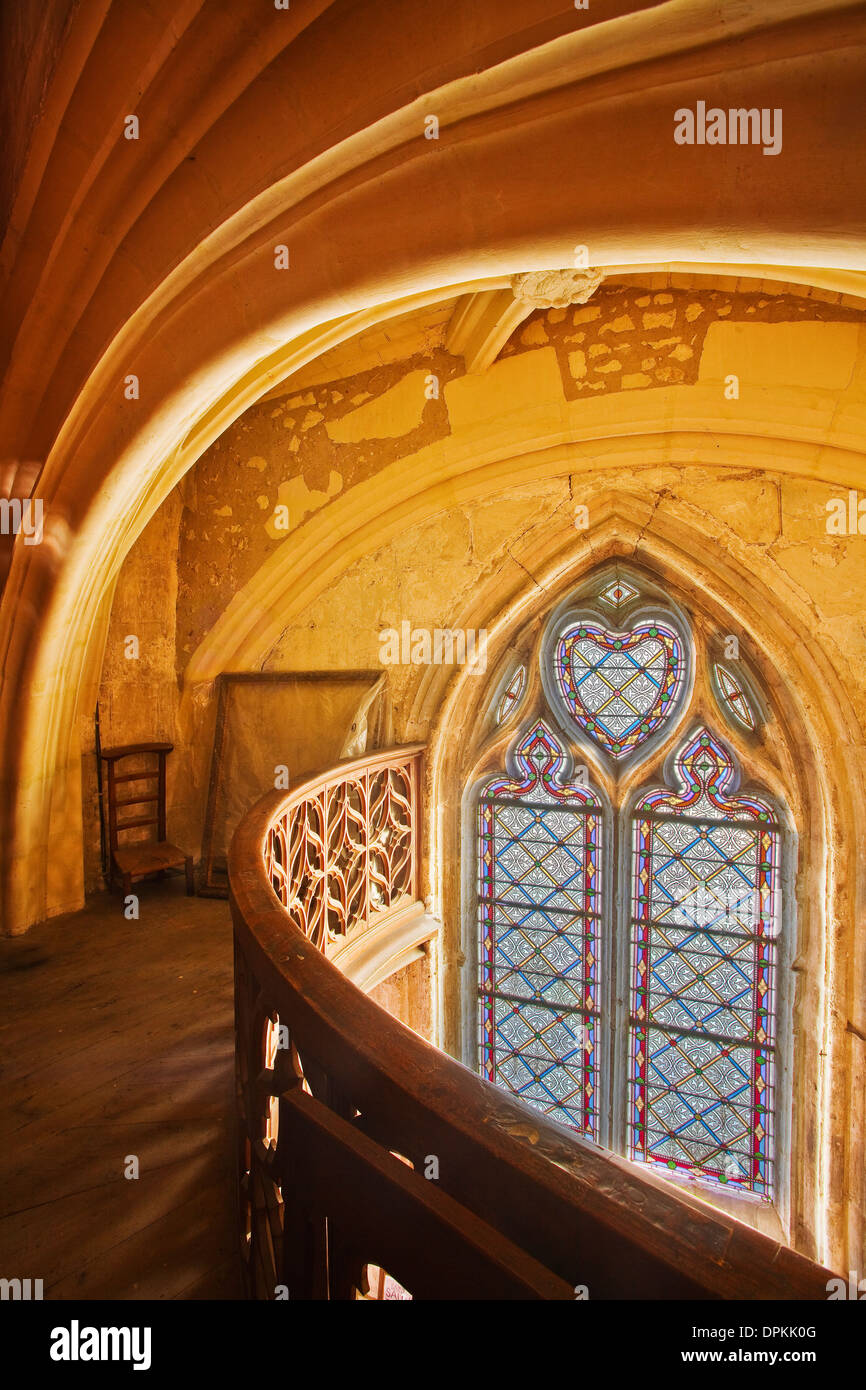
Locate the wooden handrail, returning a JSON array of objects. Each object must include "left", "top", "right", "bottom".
[{"left": 229, "top": 746, "right": 835, "bottom": 1301}]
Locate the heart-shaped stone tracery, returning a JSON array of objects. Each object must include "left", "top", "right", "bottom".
[{"left": 555, "top": 620, "right": 684, "bottom": 758}]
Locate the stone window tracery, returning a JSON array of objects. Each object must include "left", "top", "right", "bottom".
[{"left": 473, "top": 573, "right": 784, "bottom": 1202}]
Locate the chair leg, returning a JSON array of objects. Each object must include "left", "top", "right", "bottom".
[{"left": 185, "top": 857, "right": 195, "bottom": 896}]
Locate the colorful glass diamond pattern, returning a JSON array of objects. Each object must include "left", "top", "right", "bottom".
[
  {"left": 478, "top": 723, "right": 600, "bottom": 1137},
  {"left": 629, "top": 728, "right": 778, "bottom": 1196},
  {"left": 495, "top": 665, "right": 526, "bottom": 726},
  {"left": 555, "top": 620, "right": 684, "bottom": 758},
  {"left": 598, "top": 578, "right": 639, "bottom": 610},
  {"left": 714, "top": 662, "right": 757, "bottom": 732}
]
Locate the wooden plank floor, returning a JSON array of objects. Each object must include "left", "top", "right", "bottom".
[{"left": 0, "top": 880, "right": 243, "bottom": 1299}]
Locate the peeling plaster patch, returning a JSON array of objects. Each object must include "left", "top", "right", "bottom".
[
  {"left": 521, "top": 318, "right": 549, "bottom": 346},
  {"left": 265, "top": 471, "right": 343, "bottom": 538},
  {"left": 499, "top": 283, "right": 865, "bottom": 405},
  {"left": 301, "top": 410, "right": 324, "bottom": 430},
  {"left": 245, "top": 455, "right": 268, "bottom": 471},
  {"left": 257, "top": 496, "right": 269, "bottom": 510},
  {"left": 643, "top": 310, "right": 676, "bottom": 329},
  {"left": 604, "top": 315, "right": 635, "bottom": 333},
  {"left": 287, "top": 392, "right": 315, "bottom": 408},
  {"left": 170, "top": 284, "right": 866, "bottom": 694},
  {"left": 328, "top": 370, "right": 430, "bottom": 443},
  {"left": 214, "top": 505, "right": 232, "bottom": 516}
]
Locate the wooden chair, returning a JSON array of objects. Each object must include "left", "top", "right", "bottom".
[{"left": 101, "top": 742, "right": 194, "bottom": 897}]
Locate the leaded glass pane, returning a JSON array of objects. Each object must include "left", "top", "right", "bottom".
[
  {"left": 714, "top": 662, "right": 757, "bottom": 732},
  {"left": 598, "top": 578, "right": 639, "bottom": 610},
  {"left": 629, "top": 728, "right": 778, "bottom": 1196},
  {"left": 555, "top": 620, "right": 685, "bottom": 758},
  {"left": 478, "top": 722, "right": 600, "bottom": 1137},
  {"left": 495, "top": 665, "right": 526, "bottom": 725}
]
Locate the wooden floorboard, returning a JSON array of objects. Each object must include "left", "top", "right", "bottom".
[{"left": 0, "top": 880, "right": 244, "bottom": 1299}]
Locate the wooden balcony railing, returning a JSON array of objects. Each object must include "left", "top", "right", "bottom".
[{"left": 229, "top": 745, "right": 835, "bottom": 1301}]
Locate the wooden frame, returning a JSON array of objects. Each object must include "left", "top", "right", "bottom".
[{"left": 199, "top": 671, "right": 389, "bottom": 897}]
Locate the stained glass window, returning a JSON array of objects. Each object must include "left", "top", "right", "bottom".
[
  {"left": 477, "top": 722, "right": 600, "bottom": 1136},
  {"left": 598, "top": 578, "right": 639, "bottom": 610},
  {"left": 629, "top": 729, "right": 778, "bottom": 1195},
  {"left": 495, "top": 665, "right": 526, "bottom": 726},
  {"left": 554, "top": 620, "right": 685, "bottom": 758},
  {"left": 714, "top": 662, "right": 757, "bottom": 733},
  {"left": 476, "top": 591, "right": 783, "bottom": 1209}
]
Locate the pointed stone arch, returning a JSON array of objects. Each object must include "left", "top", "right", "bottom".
[{"left": 424, "top": 503, "right": 864, "bottom": 1276}]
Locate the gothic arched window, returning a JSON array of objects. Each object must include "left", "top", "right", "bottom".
[{"left": 474, "top": 570, "right": 786, "bottom": 1204}]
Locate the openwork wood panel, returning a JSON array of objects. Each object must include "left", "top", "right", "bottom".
[
  {"left": 266, "top": 756, "right": 417, "bottom": 949},
  {"left": 229, "top": 746, "right": 835, "bottom": 1302}
]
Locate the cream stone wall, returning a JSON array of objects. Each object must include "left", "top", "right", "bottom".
[
  {"left": 369, "top": 955, "right": 434, "bottom": 1044},
  {"left": 82, "top": 487, "right": 184, "bottom": 893}
]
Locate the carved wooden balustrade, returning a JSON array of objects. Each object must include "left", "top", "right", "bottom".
[{"left": 229, "top": 746, "right": 835, "bottom": 1301}]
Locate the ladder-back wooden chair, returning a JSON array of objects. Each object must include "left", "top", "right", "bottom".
[{"left": 101, "top": 742, "right": 194, "bottom": 897}]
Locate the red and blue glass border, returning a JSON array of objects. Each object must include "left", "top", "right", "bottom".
[{"left": 554, "top": 620, "right": 684, "bottom": 759}]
